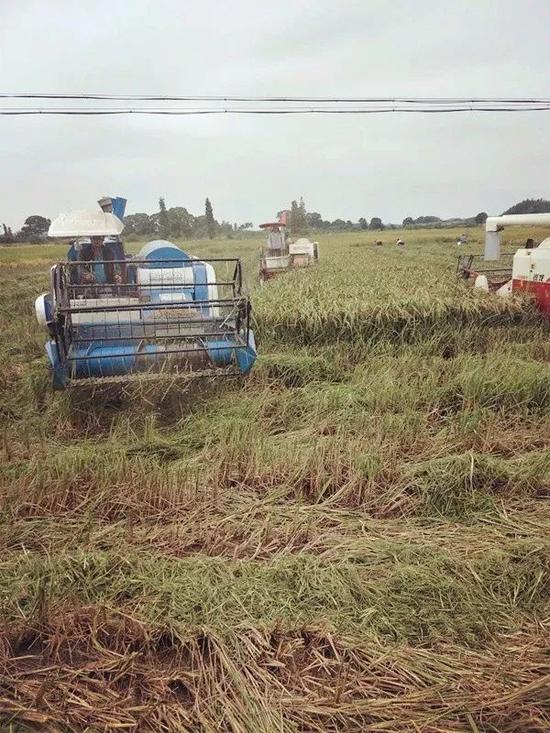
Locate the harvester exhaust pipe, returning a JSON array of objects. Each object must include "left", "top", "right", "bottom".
[{"left": 484, "top": 212, "right": 550, "bottom": 261}]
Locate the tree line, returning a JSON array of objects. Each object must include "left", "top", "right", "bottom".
[
  {"left": 2, "top": 196, "right": 549, "bottom": 245},
  {"left": 401, "top": 212, "right": 488, "bottom": 229},
  {"left": 0, "top": 197, "right": 254, "bottom": 244},
  {"left": 124, "top": 197, "right": 253, "bottom": 240},
  {"left": 281, "top": 199, "right": 491, "bottom": 235},
  {"left": 282, "top": 198, "right": 387, "bottom": 234},
  {"left": 502, "top": 198, "right": 550, "bottom": 215}
]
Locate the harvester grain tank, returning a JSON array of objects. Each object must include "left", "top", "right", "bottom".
[
  {"left": 457, "top": 212, "right": 550, "bottom": 315},
  {"left": 35, "top": 198, "right": 256, "bottom": 388}
]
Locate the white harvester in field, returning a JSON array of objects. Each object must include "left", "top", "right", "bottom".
[
  {"left": 258, "top": 214, "right": 319, "bottom": 282},
  {"left": 458, "top": 212, "right": 550, "bottom": 315}
]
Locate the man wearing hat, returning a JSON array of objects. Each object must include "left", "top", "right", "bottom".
[{"left": 67, "top": 196, "right": 127, "bottom": 290}]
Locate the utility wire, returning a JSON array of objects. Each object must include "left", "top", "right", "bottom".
[
  {"left": 1, "top": 93, "right": 550, "bottom": 104},
  {"left": 3, "top": 94, "right": 550, "bottom": 115},
  {"left": 2, "top": 105, "right": 550, "bottom": 115}
]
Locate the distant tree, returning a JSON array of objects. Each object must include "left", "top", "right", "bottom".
[
  {"left": 239, "top": 222, "right": 253, "bottom": 230},
  {"left": 502, "top": 198, "right": 550, "bottom": 215},
  {"left": 306, "top": 211, "right": 323, "bottom": 229},
  {"left": 205, "top": 197, "right": 216, "bottom": 239},
  {"left": 17, "top": 215, "right": 51, "bottom": 242},
  {"left": 0, "top": 223, "right": 15, "bottom": 243},
  {"left": 123, "top": 213, "right": 153, "bottom": 236},
  {"left": 158, "top": 197, "right": 170, "bottom": 238},
  {"left": 191, "top": 214, "right": 208, "bottom": 238},
  {"left": 169, "top": 207, "right": 195, "bottom": 238},
  {"left": 299, "top": 197, "right": 307, "bottom": 229},
  {"left": 218, "top": 220, "right": 233, "bottom": 237},
  {"left": 414, "top": 216, "right": 441, "bottom": 225},
  {"left": 330, "top": 218, "right": 346, "bottom": 229},
  {"left": 474, "top": 211, "right": 488, "bottom": 225},
  {"left": 290, "top": 198, "right": 308, "bottom": 235},
  {"left": 358, "top": 217, "right": 368, "bottom": 230},
  {"left": 402, "top": 217, "right": 414, "bottom": 227},
  {"left": 369, "top": 217, "right": 384, "bottom": 231}
]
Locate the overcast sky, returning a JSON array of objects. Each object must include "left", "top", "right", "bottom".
[{"left": 1, "top": 0, "right": 550, "bottom": 228}]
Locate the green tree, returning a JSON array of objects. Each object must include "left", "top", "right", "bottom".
[
  {"left": 475, "top": 211, "right": 488, "bottom": 225},
  {"left": 123, "top": 213, "right": 153, "bottom": 236},
  {"left": 502, "top": 198, "right": 550, "bottom": 215},
  {"left": 299, "top": 197, "right": 307, "bottom": 230},
  {"left": 402, "top": 217, "right": 414, "bottom": 227},
  {"left": 358, "top": 217, "right": 368, "bottom": 230},
  {"left": 306, "top": 211, "right": 324, "bottom": 229},
  {"left": 17, "top": 215, "right": 51, "bottom": 242},
  {"left": 190, "top": 215, "right": 208, "bottom": 238},
  {"left": 205, "top": 197, "right": 216, "bottom": 239},
  {"left": 290, "top": 198, "right": 308, "bottom": 235},
  {"left": 330, "top": 219, "right": 346, "bottom": 229},
  {"left": 1, "top": 224, "right": 15, "bottom": 243},
  {"left": 219, "top": 220, "right": 233, "bottom": 237},
  {"left": 158, "top": 197, "right": 170, "bottom": 239},
  {"left": 415, "top": 216, "right": 440, "bottom": 225},
  {"left": 169, "top": 207, "right": 195, "bottom": 238},
  {"left": 369, "top": 217, "right": 384, "bottom": 231}
]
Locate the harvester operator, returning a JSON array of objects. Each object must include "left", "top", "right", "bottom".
[
  {"left": 68, "top": 194, "right": 128, "bottom": 289},
  {"left": 68, "top": 235, "right": 127, "bottom": 289}
]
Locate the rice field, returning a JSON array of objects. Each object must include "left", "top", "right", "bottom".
[{"left": 0, "top": 227, "right": 549, "bottom": 732}]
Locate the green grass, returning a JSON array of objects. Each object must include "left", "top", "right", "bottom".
[{"left": 0, "top": 228, "right": 549, "bottom": 732}]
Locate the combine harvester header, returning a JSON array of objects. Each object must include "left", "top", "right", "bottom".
[
  {"left": 35, "top": 197, "right": 256, "bottom": 388},
  {"left": 458, "top": 212, "right": 550, "bottom": 315}
]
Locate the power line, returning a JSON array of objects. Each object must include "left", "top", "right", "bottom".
[
  {"left": 3, "top": 94, "right": 550, "bottom": 116},
  {"left": 2, "top": 105, "right": 550, "bottom": 116},
  {"left": 1, "top": 93, "right": 550, "bottom": 104}
]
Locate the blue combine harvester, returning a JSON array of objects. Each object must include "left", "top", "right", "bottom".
[{"left": 35, "top": 197, "right": 257, "bottom": 389}]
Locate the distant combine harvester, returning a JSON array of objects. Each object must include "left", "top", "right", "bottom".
[{"left": 259, "top": 211, "right": 319, "bottom": 283}]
